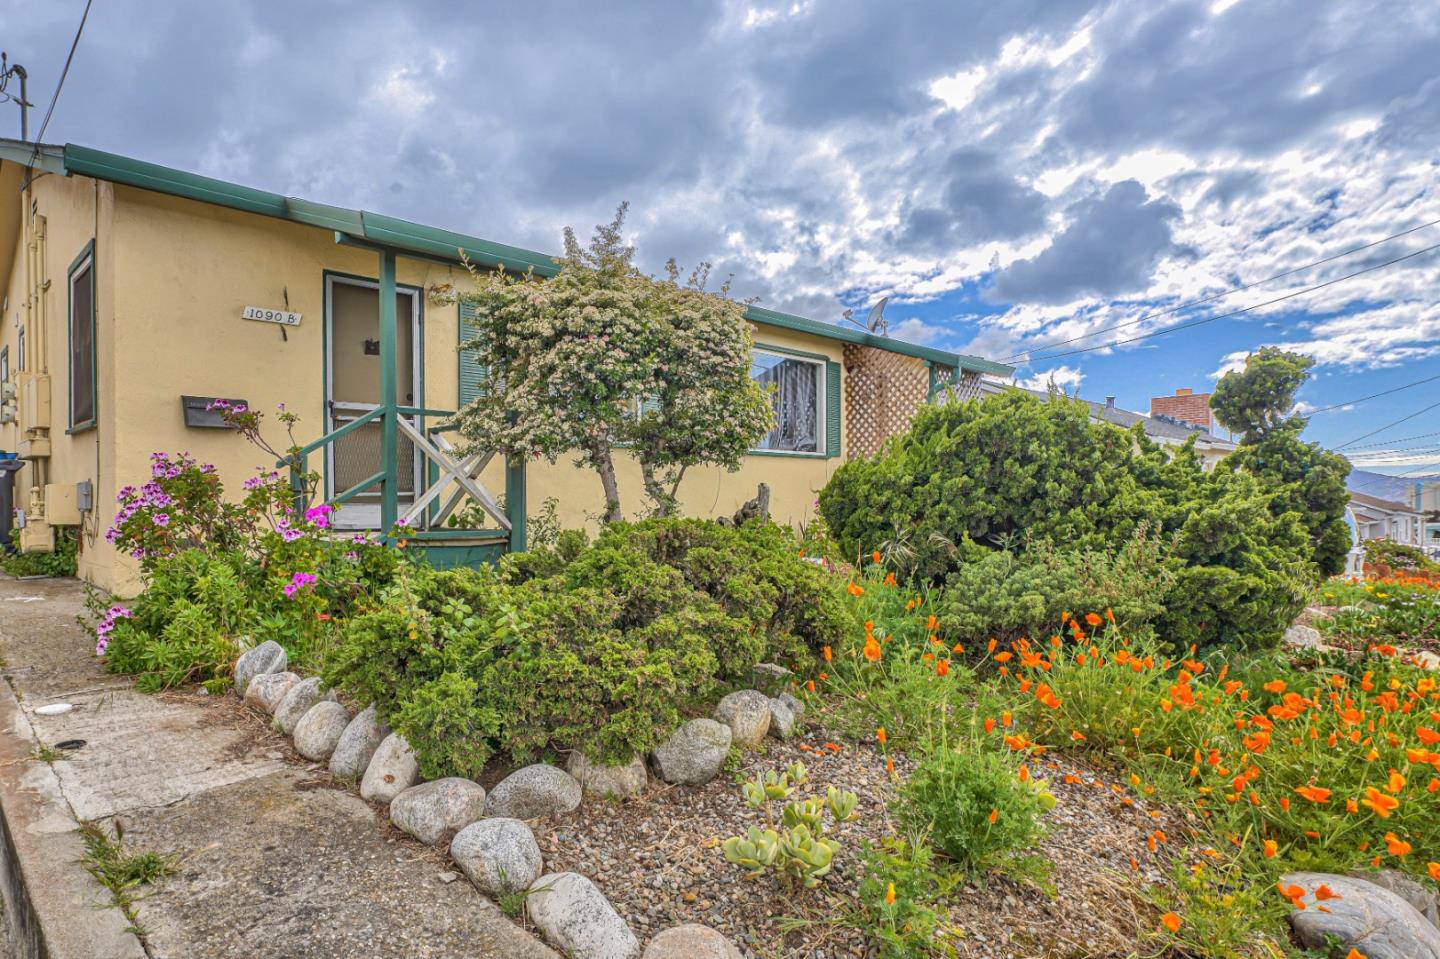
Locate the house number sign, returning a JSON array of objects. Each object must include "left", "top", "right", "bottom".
[{"left": 242, "top": 305, "right": 303, "bottom": 327}]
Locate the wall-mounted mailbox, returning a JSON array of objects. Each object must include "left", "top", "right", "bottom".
[{"left": 181, "top": 395, "right": 247, "bottom": 429}]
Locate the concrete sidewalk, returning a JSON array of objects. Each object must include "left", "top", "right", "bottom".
[{"left": 0, "top": 574, "right": 555, "bottom": 959}]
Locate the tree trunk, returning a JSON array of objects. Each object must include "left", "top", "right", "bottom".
[{"left": 592, "top": 443, "right": 623, "bottom": 524}]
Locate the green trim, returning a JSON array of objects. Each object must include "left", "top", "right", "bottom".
[
  {"left": 0, "top": 345, "right": 9, "bottom": 384},
  {"left": 46, "top": 141, "right": 1012, "bottom": 375},
  {"left": 378, "top": 251, "right": 399, "bottom": 533},
  {"left": 825, "top": 359, "right": 842, "bottom": 458},
  {"left": 753, "top": 340, "right": 831, "bottom": 363},
  {"left": 745, "top": 448, "right": 826, "bottom": 460},
  {"left": 746, "top": 305, "right": 1010, "bottom": 375},
  {"left": 65, "top": 239, "right": 97, "bottom": 433}
]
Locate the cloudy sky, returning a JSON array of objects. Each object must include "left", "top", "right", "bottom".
[{"left": 7, "top": 0, "right": 1440, "bottom": 483}]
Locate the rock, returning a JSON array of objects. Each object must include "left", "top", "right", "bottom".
[
  {"left": 749, "top": 663, "right": 793, "bottom": 696},
  {"left": 390, "top": 778, "right": 488, "bottom": 845},
  {"left": 437, "top": 870, "right": 460, "bottom": 884},
  {"left": 526, "top": 872, "right": 639, "bottom": 959},
  {"left": 1283, "top": 871, "right": 1440, "bottom": 959},
  {"left": 1349, "top": 869, "right": 1440, "bottom": 927},
  {"left": 233, "top": 640, "right": 287, "bottom": 695},
  {"left": 776, "top": 691, "right": 806, "bottom": 721},
  {"left": 329, "top": 705, "right": 388, "bottom": 780},
  {"left": 292, "top": 701, "right": 352, "bottom": 761},
  {"left": 1283, "top": 624, "right": 1322, "bottom": 649},
  {"left": 243, "top": 671, "right": 298, "bottom": 714},
  {"left": 360, "top": 733, "right": 420, "bottom": 804},
  {"left": 643, "top": 923, "right": 742, "bottom": 959},
  {"left": 651, "top": 719, "right": 732, "bottom": 786},
  {"left": 272, "top": 678, "right": 335, "bottom": 736},
  {"left": 713, "top": 690, "right": 770, "bottom": 747},
  {"left": 450, "top": 818, "right": 543, "bottom": 894},
  {"left": 767, "top": 698, "right": 797, "bottom": 739},
  {"left": 486, "top": 764, "right": 583, "bottom": 819},
  {"left": 567, "top": 752, "right": 647, "bottom": 800}
]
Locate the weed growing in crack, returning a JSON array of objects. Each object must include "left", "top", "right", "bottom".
[{"left": 78, "top": 820, "right": 176, "bottom": 933}]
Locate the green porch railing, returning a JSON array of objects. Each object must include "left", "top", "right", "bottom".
[{"left": 280, "top": 249, "right": 525, "bottom": 555}]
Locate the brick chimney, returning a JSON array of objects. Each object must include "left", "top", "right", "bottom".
[{"left": 1150, "top": 388, "right": 1212, "bottom": 429}]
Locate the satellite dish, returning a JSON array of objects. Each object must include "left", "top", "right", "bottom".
[{"left": 864, "top": 296, "right": 890, "bottom": 335}]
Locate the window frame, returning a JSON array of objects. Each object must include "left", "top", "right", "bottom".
[
  {"left": 66, "top": 241, "right": 98, "bottom": 433},
  {"left": 748, "top": 343, "right": 828, "bottom": 458}
]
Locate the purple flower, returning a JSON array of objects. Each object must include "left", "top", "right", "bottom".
[{"left": 152, "top": 513, "right": 170, "bottom": 527}]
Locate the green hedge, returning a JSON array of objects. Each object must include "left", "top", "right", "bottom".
[{"left": 323, "top": 518, "right": 854, "bottom": 776}]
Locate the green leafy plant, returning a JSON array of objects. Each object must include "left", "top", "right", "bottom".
[
  {"left": 895, "top": 746, "right": 1051, "bottom": 875},
  {"left": 78, "top": 820, "right": 176, "bottom": 931},
  {"left": 2, "top": 526, "right": 78, "bottom": 577},
  {"left": 324, "top": 518, "right": 852, "bottom": 775},
  {"left": 446, "top": 204, "right": 773, "bottom": 522},
  {"left": 819, "top": 388, "right": 1319, "bottom": 651}
]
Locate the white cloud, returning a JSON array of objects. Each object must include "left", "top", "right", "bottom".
[{"left": 1015, "top": 364, "right": 1086, "bottom": 393}]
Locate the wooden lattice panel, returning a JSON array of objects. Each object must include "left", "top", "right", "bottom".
[{"left": 843, "top": 345, "right": 933, "bottom": 459}]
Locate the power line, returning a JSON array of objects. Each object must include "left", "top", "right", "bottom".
[
  {"left": 1020, "top": 240, "right": 1440, "bottom": 364},
  {"left": 1302, "top": 371, "right": 1440, "bottom": 416},
  {"left": 1335, "top": 397, "right": 1440, "bottom": 450},
  {"left": 1003, "top": 214, "right": 1440, "bottom": 363},
  {"left": 34, "top": 0, "right": 93, "bottom": 142},
  {"left": 1343, "top": 430, "right": 1440, "bottom": 451}
]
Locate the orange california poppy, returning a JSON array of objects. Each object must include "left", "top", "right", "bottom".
[
  {"left": 1294, "top": 785, "right": 1332, "bottom": 804},
  {"left": 1161, "top": 913, "right": 1182, "bottom": 934},
  {"left": 1085, "top": 612, "right": 1103, "bottom": 627}
]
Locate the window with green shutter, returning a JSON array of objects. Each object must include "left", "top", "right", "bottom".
[
  {"left": 458, "top": 301, "right": 487, "bottom": 407},
  {"left": 825, "top": 360, "right": 841, "bottom": 458}
]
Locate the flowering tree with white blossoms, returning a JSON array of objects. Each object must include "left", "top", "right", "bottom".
[{"left": 449, "top": 204, "right": 774, "bottom": 522}]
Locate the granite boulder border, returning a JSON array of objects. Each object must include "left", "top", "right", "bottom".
[
  {"left": 389, "top": 778, "right": 488, "bottom": 846},
  {"left": 486, "top": 764, "right": 583, "bottom": 819},
  {"left": 232, "top": 640, "right": 287, "bottom": 695},
  {"left": 292, "top": 700, "right": 352, "bottom": 762},
  {"left": 243, "top": 670, "right": 299, "bottom": 714},
  {"left": 273, "top": 677, "right": 335, "bottom": 736},
  {"left": 526, "top": 872, "right": 639, "bottom": 959},
  {"left": 450, "top": 818, "right": 544, "bottom": 895},
  {"left": 329, "top": 705, "right": 388, "bottom": 780},
  {"left": 360, "top": 732, "right": 420, "bottom": 804}
]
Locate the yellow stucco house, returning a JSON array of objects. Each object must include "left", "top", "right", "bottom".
[{"left": 0, "top": 139, "right": 1011, "bottom": 594}]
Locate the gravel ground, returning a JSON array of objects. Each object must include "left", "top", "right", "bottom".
[{"left": 541, "top": 724, "right": 1198, "bottom": 959}]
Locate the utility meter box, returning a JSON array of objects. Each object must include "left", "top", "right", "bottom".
[
  {"left": 19, "top": 373, "right": 50, "bottom": 430},
  {"left": 19, "top": 520, "right": 54, "bottom": 554},
  {"left": 44, "top": 483, "right": 82, "bottom": 525}
]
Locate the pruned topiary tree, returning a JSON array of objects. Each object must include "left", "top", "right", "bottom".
[{"left": 447, "top": 204, "right": 773, "bottom": 522}]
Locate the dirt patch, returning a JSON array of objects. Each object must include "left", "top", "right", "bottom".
[{"left": 539, "top": 726, "right": 1194, "bottom": 959}]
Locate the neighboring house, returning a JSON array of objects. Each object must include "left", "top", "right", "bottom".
[
  {"left": 979, "top": 382, "right": 1238, "bottom": 469},
  {"left": 1347, "top": 491, "right": 1424, "bottom": 548},
  {"left": 0, "top": 139, "right": 1011, "bottom": 594}
]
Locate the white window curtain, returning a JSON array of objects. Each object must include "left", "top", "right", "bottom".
[{"left": 751, "top": 350, "right": 819, "bottom": 452}]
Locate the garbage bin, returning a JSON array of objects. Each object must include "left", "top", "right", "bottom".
[{"left": 0, "top": 454, "right": 23, "bottom": 554}]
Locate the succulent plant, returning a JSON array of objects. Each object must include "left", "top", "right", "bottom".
[
  {"left": 826, "top": 785, "right": 858, "bottom": 822},
  {"left": 722, "top": 825, "right": 780, "bottom": 875}
]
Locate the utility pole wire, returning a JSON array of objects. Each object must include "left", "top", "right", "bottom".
[
  {"left": 1335, "top": 397, "right": 1440, "bottom": 450},
  {"left": 34, "top": 0, "right": 93, "bottom": 143},
  {"left": 1004, "top": 214, "right": 1440, "bottom": 363},
  {"left": 1303, "top": 371, "right": 1440, "bottom": 416},
  {"left": 1019, "top": 240, "right": 1440, "bottom": 364}
]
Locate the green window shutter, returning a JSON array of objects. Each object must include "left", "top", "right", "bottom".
[
  {"left": 458, "top": 301, "right": 487, "bottom": 407},
  {"left": 825, "top": 360, "right": 842, "bottom": 458}
]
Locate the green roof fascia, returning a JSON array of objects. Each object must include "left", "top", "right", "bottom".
[
  {"left": 359, "top": 212, "right": 558, "bottom": 276},
  {"left": 54, "top": 141, "right": 1011, "bottom": 374},
  {"left": 63, "top": 143, "right": 363, "bottom": 233},
  {"left": 744, "top": 305, "right": 1013, "bottom": 376}
]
